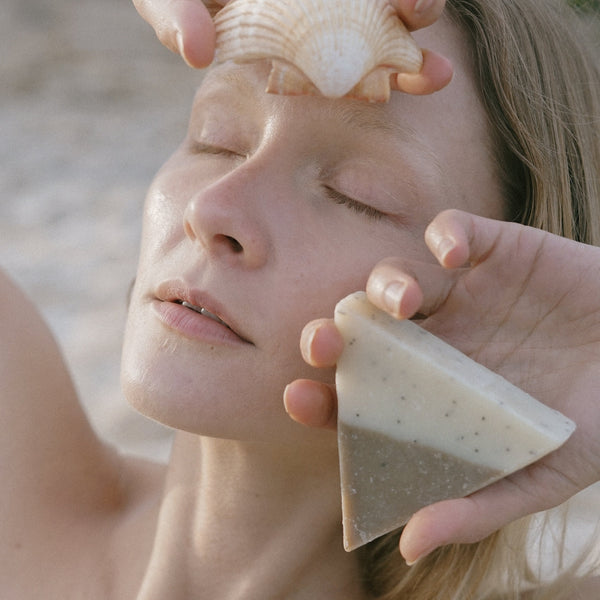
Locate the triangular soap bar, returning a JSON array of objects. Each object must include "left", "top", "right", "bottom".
[{"left": 335, "top": 292, "right": 576, "bottom": 551}]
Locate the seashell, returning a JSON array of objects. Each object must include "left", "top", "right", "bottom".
[{"left": 213, "top": 0, "right": 423, "bottom": 103}]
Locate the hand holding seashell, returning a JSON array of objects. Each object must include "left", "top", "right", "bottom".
[
  {"left": 132, "top": 0, "right": 452, "bottom": 98},
  {"left": 284, "top": 209, "right": 600, "bottom": 564},
  {"left": 213, "top": 0, "right": 452, "bottom": 101},
  {"left": 132, "top": 0, "right": 229, "bottom": 67}
]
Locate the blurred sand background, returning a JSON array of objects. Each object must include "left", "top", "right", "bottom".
[
  {"left": 1, "top": 0, "right": 598, "bottom": 574},
  {"left": 0, "top": 0, "right": 204, "bottom": 461}
]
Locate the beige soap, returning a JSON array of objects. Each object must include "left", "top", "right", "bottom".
[{"left": 335, "top": 292, "right": 576, "bottom": 551}]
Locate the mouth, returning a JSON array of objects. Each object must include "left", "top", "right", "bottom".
[
  {"left": 175, "top": 300, "right": 230, "bottom": 329},
  {"left": 153, "top": 280, "right": 253, "bottom": 345}
]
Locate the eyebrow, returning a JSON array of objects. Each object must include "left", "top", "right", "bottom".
[
  {"left": 202, "top": 67, "right": 415, "bottom": 140},
  {"left": 197, "top": 67, "right": 441, "bottom": 171},
  {"left": 333, "top": 102, "right": 420, "bottom": 145},
  {"left": 198, "top": 65, "right": 264, "bottom": 105}
]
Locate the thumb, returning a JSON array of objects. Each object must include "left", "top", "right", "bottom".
[{"left": 133, "top": 0, "right": 217, "bottom": 68}]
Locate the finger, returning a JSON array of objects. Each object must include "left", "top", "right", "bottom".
[
  {"left": 424, "top": 209, "right": 505, "bottom": 269},
  {"left": 133, "top": 0, "right": 217, "bottom": 68},
  {"left": 300, "top": 318, "right": 344, "bottom": 368},
  {"left": 399, "top": 458, "right": 580, "bottom": 564},
  {"left": 284, "top": 379, "right": 338, "bottom": 430},
  {"left": 366, "top": 257, "right": 458, "bottom": 320},
  {"left": 393, "top": 49, "right": 453, "bottom": 95},
  {"left": 391, "top": 0, "right": 446, "bottom": 31}
]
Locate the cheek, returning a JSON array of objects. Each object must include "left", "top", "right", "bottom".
[
  {"left": 141, "top": 186, "right": 186, "bottom": 256},
  {"left": 265, "top": 222, "right": 425, "bottom": 335}
]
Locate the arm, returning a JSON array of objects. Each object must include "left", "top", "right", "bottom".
[{"left": 0, "top": 268, "right": 124, "bottom": 559}]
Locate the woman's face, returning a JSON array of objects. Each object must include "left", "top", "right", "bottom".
[{"left": 121, "top": 17, "right": 504, "bottom": 448}]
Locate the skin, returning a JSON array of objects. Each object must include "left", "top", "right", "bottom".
[
  {"left": 1, "top": 10, "right": 510, "bottom": 598},
  {"left": 132, "top": 0, "right": 600, "bottom": 572},
  {"left": 288, "top": 211, "right": 600, "bottom": 566},
  {"left": 1, "top": 2, "right": 598, "bottom": 598},
  {"left": 120, "top": 17, "right": 504, "bottom": 596}
]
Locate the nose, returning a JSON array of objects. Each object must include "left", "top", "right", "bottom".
[{"left": 183, "top": 167, "right": 271, "bottom": 269}]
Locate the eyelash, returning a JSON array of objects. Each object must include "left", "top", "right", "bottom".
[
  {"left": 323, "top": 186, "right": 384, "bottom": 220},
  {"left": 191, "top": 141, "right": 246, "bottom": 159}
]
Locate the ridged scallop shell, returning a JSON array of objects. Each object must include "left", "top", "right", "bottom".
[{"left": 213, "top": 0, "right": 423, "bottom": 103}]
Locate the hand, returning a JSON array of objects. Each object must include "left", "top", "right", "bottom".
[
  {"left": 131, "top": 0, "right": 452, "bottom": 94},
  {"left": 132, "top": 0, "right": 227, "bottom": 68},
  {"left": 284, "top": 209, "right": 600, "bottom": 564}
]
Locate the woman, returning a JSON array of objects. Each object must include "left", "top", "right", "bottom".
[{"left": 2, "top": 0, "right": 599, "bottom": 597}]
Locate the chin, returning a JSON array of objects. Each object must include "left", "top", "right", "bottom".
[
  {"left": 120, "top": 307, "right": 335, "bottom": 447},
  {"left": 120, "top": 350, "right": 294, "bottom": 444}
]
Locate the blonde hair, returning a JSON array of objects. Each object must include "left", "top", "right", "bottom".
[
  {"left": 451, "top": 0, "right": 600, "bottom": 244},
  {"left": 359, "top": 0, "right": 600, "bottom": 597}
]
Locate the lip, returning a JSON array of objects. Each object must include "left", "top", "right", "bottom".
[{"left": 153, "top": 279, "right": 253, "bottom": 345}]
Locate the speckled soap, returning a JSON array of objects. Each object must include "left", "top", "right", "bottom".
[{"left": 335, "top": 292, "right": 576, "bottom": 551}]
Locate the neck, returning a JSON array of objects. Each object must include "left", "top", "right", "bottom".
[{"left": 138, "top": 431, "right": 367, "bottom": 600}]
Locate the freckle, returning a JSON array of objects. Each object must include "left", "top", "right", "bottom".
[
  {"left": 474, "top": 431, "right": 479, "bottom": 436},
  {"left": 481, "top": 416, "right": 486, "bottom": 421},
  {"left": 356, "top": 412, "right": 360, "bottom": 418},
  {"left": 474, "top": 448, "right": 479, "bottom": 453}
]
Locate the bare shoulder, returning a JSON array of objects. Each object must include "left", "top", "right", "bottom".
[
  {"left": 0, "top": 268, "right": 166, "bottom": 596},
  {"left": 0, "top": 268, "right": 112, "bottom": 510}
]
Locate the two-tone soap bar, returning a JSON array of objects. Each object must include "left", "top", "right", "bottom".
[{"left": 334, "top": 292, "right": 576, "bottom": 551}]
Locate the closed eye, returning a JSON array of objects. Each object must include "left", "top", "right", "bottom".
[
  {"left": 323, "top": 186, "right": 385, "bottom": 220},
  {"left": 190, "top": 141, "right": 247, "bottom": 160}
]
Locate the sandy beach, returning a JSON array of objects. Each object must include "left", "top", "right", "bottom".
[{"left": 0, "top": 0, "right": 204, "bottom": 460}]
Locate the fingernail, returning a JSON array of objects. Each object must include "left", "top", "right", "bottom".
[
  {"left": 437, "top": 236, "right": 456, "bottom": 264},
  {"left": 405, "top": 545, "right": 435, "bottom": 566},
  {"left": 283, "top": 384, "right": 292, "bottom": 413},
  {"left": 414, "top": 0, "right": 435, "bottom": 14},
  {"left": 175, "top": 30, "right": 185, "bottom": 54},
  {"left": 175, "top": 30, "right": 193, "bottom": 68},
  {"left": 382, "top": 280, "right": 406, "bottom": 316}
]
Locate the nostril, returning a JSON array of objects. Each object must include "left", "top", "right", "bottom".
[{"left": 224, "top": 235, "right": 243, "bottom": 253}]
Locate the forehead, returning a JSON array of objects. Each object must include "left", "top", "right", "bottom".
[
  {"left": 197, "top": 14, "right": 481, "bottom": 137},
  {"left": 198, "top": 60, "right": 420, "bottom": 144},
  {"left": 192, "top": 16, "right": 503, "bottom": 220}
]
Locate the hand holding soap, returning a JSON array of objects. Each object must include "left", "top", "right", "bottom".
[{"left": 335, "top": 292, "right": 576, "bottom": 551}]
